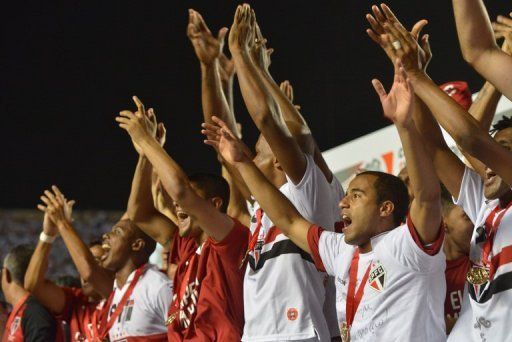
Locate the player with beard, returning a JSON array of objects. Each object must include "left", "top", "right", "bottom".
[
  {"left": 116, "top": 96, "right": 250, "bottom": 341},
  {"left": 2, "top": 245, "right": 58, "bottom": 342},
  {"left": 38, "top": 186, "right": 172, "bottom": 341},
  {"left": 203, "top": 56, "right": 446, "bottom": 340},
  {"left": 26, "top": 195, "right": 113, "bottom": 341},
  {"left": 365, "top": 4, "right": 512, "bottom": 340}
]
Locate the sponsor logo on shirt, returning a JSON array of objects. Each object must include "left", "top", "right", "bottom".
[
  {"left": 286, "top": 308, "right": 298, "bottom": 321},
  {"left": 10, "top": 317, "right": 21, "bottom": 336}
]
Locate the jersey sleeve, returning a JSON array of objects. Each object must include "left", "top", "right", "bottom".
[
  {"left": 454, "top": 166, "right": 486, "bottom": 224},
  {"left": 307, "top": 225, "right": 347, "bottom": 276},
  {"left": 208, "top": 218, "right": 250, "bottom": 268},
  {"left": 22, "top": 298, "right": 57, "bottom": 342},
  {"left": 383, "top": 217, "right": 445, "bottom": 273},
  {"left": 285, "top": 154, "right": 337, "bottom": 230}
]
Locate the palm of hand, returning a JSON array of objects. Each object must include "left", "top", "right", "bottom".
[
  {"left": 218, "top": 135, "right": 245, "bottom": 164},
  {"left": 383, "top": 83, "right": 412, "bottom": 125},
  {"left": 192, "top": 32, "right": 220, "bottom": 64}
]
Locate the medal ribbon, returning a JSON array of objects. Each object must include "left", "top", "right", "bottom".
[
  {"left": 240, "top": 208, "right": 263, "bottom": 268},
  {"left": 92, "top": 264, "right": 146, "bottom": 340},
  {"left": 4, "top": 293, "right": 29, "bottom": 337},
  {"left": 345, "top": 249, "right": 372, "bottom": 330},
  {"left": 481, "top": 200, "right": 512, "bottom": 279}
]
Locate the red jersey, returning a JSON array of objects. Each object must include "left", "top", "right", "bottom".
[
  {"left": 445, "top": 256, "right": 471, "bottom": 319},
  {"left": 167, "top": 219, "right": 250, "bottom": 341},
  {"left": 170, "top": 233, "right": 198, "bottom": 267},
  {"left": 60, "top": 287, "right": 103, "bottom": 341},
  {"left": 3, "top": 295, "right": 59, "bottom": 342}
]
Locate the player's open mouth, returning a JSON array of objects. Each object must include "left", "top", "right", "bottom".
[
  {"left": 101, "top": 243, "right": 111, "bottom": 261},
  {"left": 342, "top": 214, "right": 352, "bottom": 231},
  {"left": 485, "top": 170, "right": 497, "bottom": 186}
]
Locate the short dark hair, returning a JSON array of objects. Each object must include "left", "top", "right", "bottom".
[
  {"left": 490, "top": 115, "right": 512, "bottom": 134},
  {"left": 189, "top": 173, "right": 230, "bottom": 213},
  {"left": 3, "top": 245, "right": 34, "bottom": 285},
  {"left": 117, "top": 219, "right": 156, "bottom": 259},
  {"left": 55, "top": 275, "right": 82, "bottom": 288},
  {"left": 357, "top": 171, "right": 410, "bottom": 226}
]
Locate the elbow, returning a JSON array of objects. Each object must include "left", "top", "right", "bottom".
[
  {"left": 455, "top": 127, "right": 486, "bottom": 156},
  {"left": 252, "top": 109, "right": 275, "bottom": 128}
]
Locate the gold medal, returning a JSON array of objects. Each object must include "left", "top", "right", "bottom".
[
  {"left": 341, "top": 321, "right": 350, "bottom": 342},
  {"left": 166, "top": 312, "right": 177, "bottom": 326},
  {"left": 467, "top": 266, "right": 490, "bottom": 285}
]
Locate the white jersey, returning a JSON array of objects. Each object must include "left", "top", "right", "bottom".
[
  {"left": 107, "top": 264, "right": 172, "bottom": 341},
  {"left": 448, "top": 167, "right": 512, "bottom": 342},
  {"left": 242, "top": 154, "right": 341, "bottom": 342},
  {"left": 307, "top": 219, "right": 446, "bottom": 342}
]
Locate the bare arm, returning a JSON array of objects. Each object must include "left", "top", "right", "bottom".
[
  {"left": 373, "top": 61, "right": 441, "bottom": 243},
  {"left": 203, "top": 118, "right": 312, "bottom": 253},
  {"left": 127, "top": 156, "right": 177, "bottom": 247},
  {"left": 24, "top": 215, "right": 67, "bottom": 314},
  {"left": 452, "top": 0, "right": 512, "bottom": 100},
  {"left": 38, "top": 187, "right": 113, "bottom": 298},
  {"left": 117, "top": 99, "right": 234, "bottom": 242},
  {"left": 222, "top": 164, "right": 250, "bottom": 227},
  {"left": 228, "top": 5, "right": 307, "bottom": 184}
]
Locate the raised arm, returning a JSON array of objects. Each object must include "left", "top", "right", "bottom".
[
  {"left": 24, "top": 214, "right": 68, "bottom": 314},
  {"left": 228, "top": 4, "right": 307, "bottom": 184},
  {"left": 373, "top": 60, "right": 441, "bottom": 243},
  {"left": 377, "top": 9, "right": 512, "bottom": 187},
  {"left": 366, "top": 4, "right": 466, "bottom": 198},
  {"left": 116, "top": 97, "right": 234, "bottom": 242},
  {"left": 202, "top": 116, "right": 312, "bottom": 253},
  {"left": 126, "top": 106, "right": 177, "bottom": 247},
  {"left": 452, "top": 0, "right": 512, "bottom": 100},
  {"left": 38, "top": 186, "right": 113, "bottom": 298},
  {"left": 187, "top": 9, "right": 238, "bottom": 134}
]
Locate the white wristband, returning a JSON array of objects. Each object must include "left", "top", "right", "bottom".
[{"left": 39, "top": 232, "right": 57, "bottom": 244}]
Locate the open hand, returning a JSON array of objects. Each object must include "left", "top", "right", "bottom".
[
  {"left": 116, "top": 96, "right": 155, "bottom": 146},
  {"left": 251, "top": 22, "right": 273, "bottom": 72},
  {"left": 228, "top": 4, "right": 256, "bottom": 55},
  {"left": 38, "top": 186, "right": 75, "bottom": 227},
  {"left": 280, "top": 80, "right": 301, "bottom": 111},
  {"left": 372, "top": 59, "right": 415, "bottom": 128},
  {"left": 202, "top": 116, "right": 252, "bottom": 165},
  {"left": 366, "top": 4, "right": 430, "bottom": 73},
  {"left": 493, "top": 13, "right": 512, "bottom": 55},
  {"left": 187, "top": 9, "right": 228, "bottom": 66}
]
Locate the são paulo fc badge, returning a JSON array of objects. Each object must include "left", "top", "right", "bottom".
[{"left": 368, "top": 262, "right": 386, "bottom": 292}]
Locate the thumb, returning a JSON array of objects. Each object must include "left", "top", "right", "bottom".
[
  {"left": 218, "top": 27, "right": 228, "bottom": 43},
  {"left": 421, "top": 34, "right": 432, "bottom": 59}
]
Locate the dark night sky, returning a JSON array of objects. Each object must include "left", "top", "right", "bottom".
[{"left": 2, "top": 1, "right": 510, "bottom": 209}]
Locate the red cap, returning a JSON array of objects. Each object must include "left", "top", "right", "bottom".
[{"left": 440, "top": 81, "right": 472, "bottom": 110}]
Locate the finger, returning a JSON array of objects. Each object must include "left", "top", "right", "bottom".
[
  {"left": 119, "top": 123, "right": 129, "bottom": 130},
  {"left": 40, "top": 195, "right": 52, "bottom": 207},
  {"left": 366, "top": 29, "right": 382, "bottom": 45},
  {"left": 52, "top": 185, "right": 64, "bottom": 199},
  {"left": 366, "top": 14, "right": 384, "bottom": 34},
  {"left": 218, "top": 27, "right": 228, "bottom": 44},
  {"left": 67, "top": 200, "right": 76, "bottom": 208},
  {"left": 201, "top": 122, "right": 222, "bottom": 132},
  {"left": 204, "top": 140, "right": 220, "bottom": 148},
  {"left": 497, "top": 15, "right": 512, "bottom": 27},
  {"left": 381, "top": 4, "right": 399, "bottom": 23},
  {"left": 132, "top": 96, "right": 145, "bottom": 117},
  {"left": 44, "top": 190, "right": 60, "bottom": 207},
  {"left": 194, "top": 11, "right": 210, "bottom": 33},
  {"left": 37, "top": 204, "right": 48, "bottom": 213},
  {"left": 492, "top": 22, "right": 512, "bottom": 32},
  {"left": 392, "top": 22, "right": 416, "bottom": 47},
  {"left": 148, "top": 108, "right": 157, "bottom": 126},
  {"left": 119, "top": 110, "right": 135, "bottom": 118},
  {"left": 211, "top": 116, "right": 230, "bottom": 130},
  {"left": 371, "top": 5, "right": 387, "bottom": 25},
  {"left": 494, "top": 31, "right": 505, "bottom": 39},
  {"left": 411, "top": 19, "right": 428, "bottom": 40},
  {"left": 115, "top": 117, "right": 131, "bottom": 124},
  {"left": 421, "top": 34, "right": 432, "bottom": 59},
  {"left": 371, "top": 79, "right": 387, "bottom": 99}
]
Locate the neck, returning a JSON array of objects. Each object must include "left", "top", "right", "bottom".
[
  {"left": 499, "top": 190, "right": 512, "bottom": 208},
  {"left": 115, "top": 258, "right": 142, "bottom": 288},
  {"left": 358, "top": 240, "right": 373, "bottom": 254},
  {"left": 194, "top": 232, "right": 208, "bottom": 246},
  {"left": 443, "top": 236, "right": 467, "bottom": 261},
  {"left": 6, "top": 284, "right": 29, "bottom": 306}
]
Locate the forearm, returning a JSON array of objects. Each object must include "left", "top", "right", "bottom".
[
  {"left": 397, "top": 123, "right": 440, "bottom": 203},
  {"left": 127, "top": 156, "right": 157, "bottom": 223},
  {"left": 25, "top": 240, "right": 51, "bottom": 291},
  {"left": 222, "top": 165, "right": 250, "bottom": 226},
  {"left": 452, "top": 0, "right": 498, "bottom": 64},
  {"left": 57, "top": 221, "right": 111, "bottom": 297},
  {"left": 201, "top": 61, "right": 238, "bottom": 133},
  {"left": 411, "top": 73, "right": 484, "bottom": 155},
  {"left": 138, "top": 136, "right": 195, "bottom": 206},
  {"left": 468, "top": 82, "right": 501, "bottom": 130},
  {"left": 221, "top": 76, "right": 235, "bottom": 120}
]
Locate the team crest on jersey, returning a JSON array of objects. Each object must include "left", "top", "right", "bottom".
[
  {"left": 286, "top": 308, "right": 298, "bottom": 321},
  {"left": 10, "top": 317, "right": 21, "bottom": 335},
  {"left": 368, "top": 262, "right": 386, "bottom": 292}
]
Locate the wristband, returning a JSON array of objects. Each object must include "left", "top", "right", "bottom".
[{"left": 39, "top": 232, "right": 57, "bottom": 244}]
